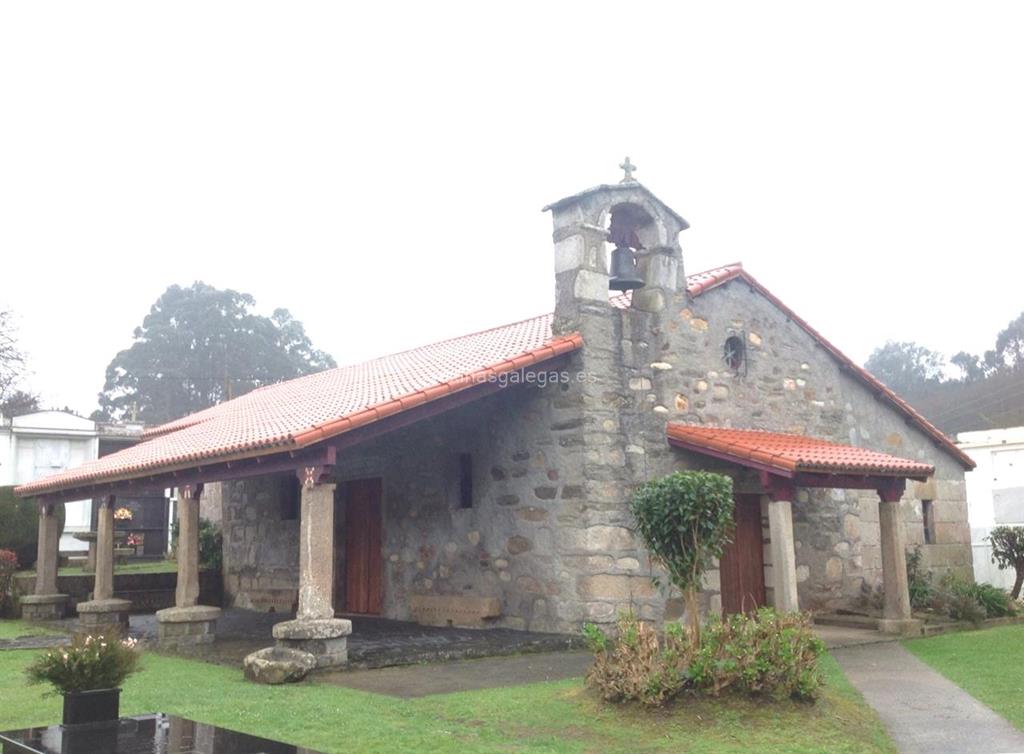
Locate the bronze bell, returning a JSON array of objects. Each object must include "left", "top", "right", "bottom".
[{"left": 608, "top": 246, "right": 645, "bottom": 291}]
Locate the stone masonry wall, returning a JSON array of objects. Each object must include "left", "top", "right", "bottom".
[
  {"left": 222, "top": 474, "right": 300, "bottom": 612},
  {"left": 222, "top": 379, "right": 593, "bottom": 632},
  {"left": 546, "top": 184, "right": 969, "bottom": 623},
  {"left": 335, "top": 382, "right": 576, "bottom": 632},
  {"left": 617, "top": 278, "right": 972, "bottom": 615},
  {"left": 221, "top": 189, "right": 971, "bottom": 629}
]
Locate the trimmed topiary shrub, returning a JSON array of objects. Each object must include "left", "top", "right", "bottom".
[
  {"left": 630, "top": 471, "right": 734, "bottom": 644},
  {"left": 0, "top": 487, "right": 64, "bottom": 571}
]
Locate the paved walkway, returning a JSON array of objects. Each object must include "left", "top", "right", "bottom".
[
  {"left": 833, "top": 641, "right": 1024, "bottom": 754},
  {"left": 0, "top": 634, "right": 67, "bottom": 651},
  {"left": 320, "top": 649, "right": 592, "bottom": 697}
]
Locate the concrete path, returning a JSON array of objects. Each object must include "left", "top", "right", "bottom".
[
  {"left": 814, "top": 623, "right": 897, "bottom": 649},
  {"left": 833, "top": 641, "right": 1024, "bottom": 754},
  {"left": 319, "top": 649, "right": 592, "bottom": 698}
]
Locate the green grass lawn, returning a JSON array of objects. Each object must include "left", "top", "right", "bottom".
[
  {"left": 0, "top": 620, "right": 58, "bottom": 640},
  {"left": 904, "top": 623, "right": 1024, "bottom": 731},
  {"left": 18, "top": 559, "right": 179, "bottom": 577},
  {"left": 0, "top": 644, "right": 894, "bottom": 754}
]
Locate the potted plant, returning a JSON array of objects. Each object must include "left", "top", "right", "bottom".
[
  {"left": 126, "top": 533, "right": 144, "bottom": 556},
  {"left": 25, "top": 633, "right": 141, "bottom": 726}
]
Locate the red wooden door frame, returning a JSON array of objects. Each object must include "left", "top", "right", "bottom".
[
  {"left": 719, "top": 493, "right": 767, "bottom": 615},
  {"left": 344, "top": 478, "right": 383, "bottom": 615}
]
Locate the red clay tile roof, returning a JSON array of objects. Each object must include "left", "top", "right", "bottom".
[
  {"left": 17, "top": 315, "right": 581, "bottom": 496},
  {"left": 674, "top": 263, "right": 974, "bottom": 471},
  {"left": 17, "top": 261, "right": 969, "bottom": 497},
  {"left": 666, "top": 424, "right": 935, "bottom": 479}
]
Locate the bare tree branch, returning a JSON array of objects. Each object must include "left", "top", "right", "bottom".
[{"left": 0, "top": 308, "right": 27, "bottom": 403}]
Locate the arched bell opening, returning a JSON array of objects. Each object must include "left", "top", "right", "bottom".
[{"left": 603, "top": 202, "right": 655, "bottom": 292}]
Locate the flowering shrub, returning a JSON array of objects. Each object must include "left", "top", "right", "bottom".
[
  {"left": 0, "top": 548, "right": 18, "bottom": 617},
  {"left": 25, "top": 633, "right": 141, "bottom": 693}
]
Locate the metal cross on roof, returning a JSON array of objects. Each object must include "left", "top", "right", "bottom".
[{"left": 619, "top": 156, "right": 637, "bottom": 183}]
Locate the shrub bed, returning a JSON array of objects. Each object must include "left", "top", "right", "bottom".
[
  {"left": 584, "top": 608, "right": 824, "bottom": 706},
  {"left": 0, "top": 549, "right": 18, "bottom": 617},
  {"left": 0, "top": 486, "right": 64, "bottom": 571},
  {"left": 931, "top": 575, "right": 1016, "bottom": 624},
  {"left": 905, "top": 545, "right": 1018, "bottom": 625}
]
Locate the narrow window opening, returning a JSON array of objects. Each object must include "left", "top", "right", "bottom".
[
  {"left": 280, "top": 475, "right": 300, "bottom": 521},
  {"left": 922, "top": 500, "right": 936, "bottom": 544},
  {"left": 458, "top": 453, "right": 473, "bottom": 509}
]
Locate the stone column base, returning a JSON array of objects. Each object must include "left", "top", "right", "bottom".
[
  {"left": 77, "top": 598, "right": 132, "bottom": 635},
  {"left": 271, "top": 618, "right": 351, "bottom": 668},
  {"left": 20, "top": 594, "right": 69, "bottom": 621},
  {"left": 156, "top": 605, "right": 222, "bottom": 648},
  {"left": 878, "top": 618, "right": 923, "bottom": 636}
]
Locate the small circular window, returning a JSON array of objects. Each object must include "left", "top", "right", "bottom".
[{"left": 723, "top": 336, "right": 745, "bottom": 371}]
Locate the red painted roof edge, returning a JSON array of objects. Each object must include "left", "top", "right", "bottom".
[
  {"left": 690, "top": 269, "right": 975, "bottom": 471},
  {"left": 15, "top": 333, "right": 583, "bottom": 497}
]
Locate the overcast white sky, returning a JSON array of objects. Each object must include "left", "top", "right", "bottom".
[{"left": 2, "top": 2, "right": 1023, "bottom": 416}]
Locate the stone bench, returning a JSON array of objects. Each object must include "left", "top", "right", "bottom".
[{"left": 410, "top": 595, "right": 502, "bottom": 628}]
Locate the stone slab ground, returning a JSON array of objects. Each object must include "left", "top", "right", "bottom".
[
  {"left": 325, "top": 624, "right": 897, "bottom": 698},
  {"left": 320, "top": 649, "right": 593, "bottom": 698},
  {"left": 55, "top": 608, "right": 582, "bottom": 669},
  {"left": 833, "top": 641, "right": 1024, "bottom": 754},
  {"left": 814, "top": 623, "right": 897, "bottom": 649}
]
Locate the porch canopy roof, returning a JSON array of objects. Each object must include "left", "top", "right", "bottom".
[{"left": 666, "top": 424, "right": 934, "bottom": 500}]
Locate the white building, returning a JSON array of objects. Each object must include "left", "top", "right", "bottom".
[
  {"left": 958, "top": 426, "right": 1024, "bottom": 589},
  {"left": 1, "top": 411, "right": 143, "bottom": 552}
]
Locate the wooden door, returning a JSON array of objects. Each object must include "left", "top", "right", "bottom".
[
  {"left": 719, "top": 494, "right": 766, "bottom": 615},
  {"left": 344, "top": 478, "right": 383, "bottom": 615}
]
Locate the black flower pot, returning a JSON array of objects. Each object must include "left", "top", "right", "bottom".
[{"left": 62, "top": 688, "right": 121, "bottom": 726}]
